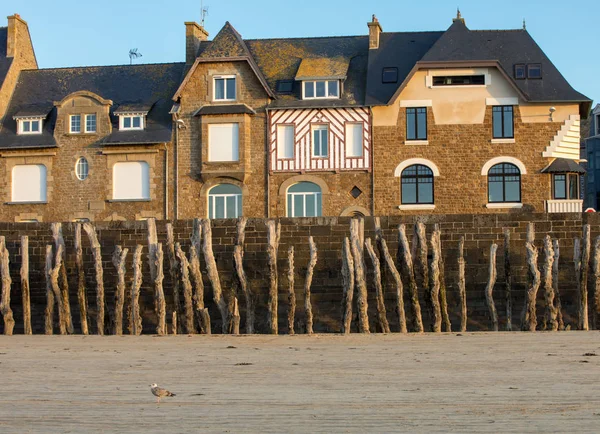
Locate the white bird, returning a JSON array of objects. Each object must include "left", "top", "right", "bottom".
[{"left": 150, "top": 383, "right": 176, "bottom": 403}]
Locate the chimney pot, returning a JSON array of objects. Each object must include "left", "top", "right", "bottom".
[{"left": 368, "top": 15, "right": 383, "bottom": 50}]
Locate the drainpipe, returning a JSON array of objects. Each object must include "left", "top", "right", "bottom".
[
  {"left": 164, "top": 142, "right": 169, "bottom": 220},
  {"left": 174, "top": 113, "right": 180, "bottom": 220},
  {"left": 370, "top": 107, "right": 375, "bottom": 216},
  {"left": 266, "top": 108, "right": 271, "bottom": 218}
]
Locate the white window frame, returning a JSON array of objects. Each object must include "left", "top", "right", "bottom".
[
  {"left": 277, "top": 125, "right": 295, "bottom": 159},
  {"left": 17, "top": 118, "right": 43, "bottom": 135},
  {"left": 11, "top": 164, "right": 47, "bottom": 203},
  {"left": 75, "top": 157, "right": 89, "bottom": 181},
  {"left": 345, "top": 123, "right": 364, "bottom": 157},
  {"left": 208, "top": 123, "right": 239, "bottom": 162},
  {"left": 119, "top": 114, "right": 145, "bottom": 131},
  {"left": 287, "top": 191, "right": 322, "bottom": 217},
  {"left": 85, "top": 114, "right": 97, "bottom": 133},
  {"left": 70, "top": 114, "right": 82, "bottom": 134},
  {"left": 302, "top": 80, "right": 340, "bottom": 99},
  {"left": 207, "top": 186, "right": 243, "bottom": 219},
  {"left": 312, "top": 124, "right": 329, "bottom": 158},
  {"left": 213, "top": 75, "right": 237, "bottom": 102}
]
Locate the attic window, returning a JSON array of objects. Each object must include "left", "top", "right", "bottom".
[
  {"left": 527, "top": 64, "right": 542, "bottom": 79},
  {"left": 17, "top": 118, "right": 43, "bottom": 135},
  {"left": 514, "top": 64, "right": 526, "bottom": 79},
  {"left": 276, "top": 80, "right": 294, "bottom": 94},
  {"left": 432, "top": 75, "right": 485, "bottom": 86},
  {"left": 303, "top": 80, "right": 339, "bottom": 99},
  {"left": 119, "top": 114, "right": 145, "bottom": 131},
  {"left": 213, "top": 75, "right": 236, "bottom": 101},
  {"left": 382, "top": 67, "right": 398, "bottom": 84}
]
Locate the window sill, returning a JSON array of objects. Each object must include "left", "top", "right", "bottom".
[
  {"left": 486, "top": 203, "right": 523, "bottom": 209},
  {"left": 404, "top": 140, "right": 429, "bottom": 145},
  {"left": 491, "top": 138, "right": 515, "bottom": 144},
  {"left": 398, "top": 204, "right": 435, "bottom": 211},
  {"left": 108, "top": 199, "right": 151, "bottom": 203},
  {"left": 205, "top": 160, "right": 241, "bottom": 164},
  {"left": 5, "top": 201, "right": 48, "bottom": 205}
]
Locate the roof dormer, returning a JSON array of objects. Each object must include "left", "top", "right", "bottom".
[
  {"left": 114, "top": 104, "right": 151, "bottom": 131},
  {"left": 295, "top": 57, "right": 349, "bottom": 100}
]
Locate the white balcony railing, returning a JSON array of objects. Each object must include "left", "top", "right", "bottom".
[{"left": 546, "top": 199, "right": 583, "bottom": 213}]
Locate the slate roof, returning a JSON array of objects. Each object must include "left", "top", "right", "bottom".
[
  {"left": 541, "top": 158, "right": 586, "bottom": 174},
  {"left": 295, "top": 57, "right": 350, "bottom": 80},
  {"left": 0, "top": 27, "right": 13, "bottom": 90},
  {"left": 0, "top": 62, "right": 185, "bottom": 149},
  {"left": 194, "top": 104, "right": 255, "bottom": 116}
]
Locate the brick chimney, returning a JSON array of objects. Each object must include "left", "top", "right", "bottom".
[
  {"left": 185, "top": 21, "right": 209, "bottom": 64},
  {"left": 368, "top": 15, "right": 382, "bottom": 50}
]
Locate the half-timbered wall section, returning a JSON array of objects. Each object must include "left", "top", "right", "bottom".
[{"left": 269, "top": 107, "right": 371, "bottom": 173}]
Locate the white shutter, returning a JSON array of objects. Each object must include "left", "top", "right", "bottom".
[
  {"left": 12, "top": 165, "right": 47, "bottom": 202},
  {"left": 277, "top": 125, "right": 294, "bottom": 158},
  {"left": 345, "top": 123, "right": 363, "bottom": 157},
  {"left": 113, "top": 162, "right": 150, "bottom": 200},
  {"left": 209, "top": 123, "right": 239, "bottom": 162}
]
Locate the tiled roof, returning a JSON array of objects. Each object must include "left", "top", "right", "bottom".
[
  {"left": 295, "top": 57, "right": 350, "bottom": 80},
  {"left": 0, "top": 62, "right": 185, "bottom": 149}
]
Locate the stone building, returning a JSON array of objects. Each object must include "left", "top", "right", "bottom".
[{"left": 0, "top": 12, "right": 591, "bottom": 222}]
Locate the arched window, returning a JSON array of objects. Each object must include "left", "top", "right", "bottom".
[
  {"left": 401, "top": 165, "right": 434, "bottom": 204},
  {"left": 287, "top": 182, "right": 322, "bottom": 217},
  {"left": 113, "top": 161, "right": 150, "bottom": 200},
  {"left": 75, "top": 157, "right": 89, "bottom": 180},
  {"left": 208, "top": 184, "right": 242, "bottom": 219},
  {"left": 488, "top": 163, "right": 521, "bottom": 203},
  {"left": 12, "top": 164, "right": 47, "bottom": 203}
]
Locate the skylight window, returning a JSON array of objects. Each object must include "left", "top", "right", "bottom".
[
  {"left": 382, "top": 67, "right": 398, "bottom": 84},
  {"left": 276, "top": 80, "right": 294, "bottom": 94},
  {"left": 527, "top": 64, "right": 542, "bottom": 79},
  {"left": 514, "top": 64, "right": 526, "bottom": 79}
]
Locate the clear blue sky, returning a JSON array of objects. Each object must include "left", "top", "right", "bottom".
[{"left": 2, "top": 0, "right": 597, "bottom": 107}]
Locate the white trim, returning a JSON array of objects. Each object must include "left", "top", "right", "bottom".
[
  {"left": 84, "top": 114, "right": 97, "bottom": 133},
  {"left": 311, "top": 124, "right": 329, "bottom": 157},
  {"left": 486, "top": 97, "right": 519, "bottom": 106},
  {"left": 491, "top": 138, "right": 516, "bottom": 144},
  {"left": 404, "top": 140, "right": 429, "bottom": 146},
  {"left": 481, "top": 156, "right": 527, "bottom": 175},
  {"left": 486, "top": 203, "right": 523, "bottom": 209},
  {"left": 213, "top": 75, "right": 237, "bottom": 102},
  {"left": 400, "top": 99, "right": 432, "bottom": 108},
  {"left": 302, "top": 80, "right": 340, "bottom": 100},
  {"left": 398, "top": 204, "right": 435, "bottom": 211},
  {"left": 119, "top": 114, "right": 145, "bottom": 131},
  {"left": 17, "top": 118, "right": 43, "bottom": 135},
  {"left": 394, "top": 158, "right": 441, "bottom": 177},
  {"left": 70, "top": 114, "right": 82, "bottom": 134},
  {"left": 426, "top": 68, "right": 491, "bottom": 88}
]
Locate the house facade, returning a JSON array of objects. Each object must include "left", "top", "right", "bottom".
[
  {"left": 584, "top": 104, "right": 600, "bottom": 209},
  {"left": 0, "top": 12, "right": 591, "bottom": 222}
]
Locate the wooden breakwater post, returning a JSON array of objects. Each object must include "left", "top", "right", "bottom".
[
  {"left": 458, "top": 236, "right": 467, "bottom": 332},
  {"left": 304, "top": 236, "right": 317, "bottom": 335},
  {"left": 0, "top": 236, "right": 14, "bottom": 335},
  {"left": 112, "top": 245, "right": 128, "bottom": 335},
  {"left": 575, "top": 225, "right": 591, "bottom": 331},
  {"left": 542, "top": 235, "right": 557, "bottom": 331},
  {"left": 287, "top": 246, "right": 296, "bottom": 335},
  {"left": 130, "top": 244, "right": 143, "bottom": 336},
  {"left": 266, "top": 219, "right": 281, "bottom": 334},
  {"left": 83, "top": 223, "right": 105, "bottom": 335},
  {"left": 51, "top": 223, "right": 74, "bottom": 334},
  {"left": 189, "top": 244, "right": 211, "bottom": 335},
  {"left": 233, "top": 217, "right": 253, "bottom": 334},
  {"left": 485, "top": 243, "right": 498, "bottom": 332},
  {"left": 341, "top": 238, "right": 354, "bottom": 334},
  {"left": 429, "top": 228, "right": 442, "bottom": 333},
  {"left": 398, "top": 224, "right": 423, "bottom": 333},
  {"left": 351, "top": 219, "right": 369, "bottom": 333},
  {"left": 521, "top": 223, "right": 540, "bottom": 332},
  {"left": 175, "top": 243, "right": 195, "bottom": 334},
  {"left": 74, "top": 224, "right": 89, "bottom": 335},
  {"left": 503, "top": 229, "right": 512, "bottom": 331},
  {"left": 365, "top": 238, "right": 390, "bottom": 333},
  {"left": 202, "top": 218, "right": 229, "bottom": 333},
  {"left": 20, "top": 236, "right": 32, "bottom": 335}
]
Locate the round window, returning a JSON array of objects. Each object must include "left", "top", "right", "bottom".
[{"left": 75, "top": 157, "right": 89, "bottom": 180}]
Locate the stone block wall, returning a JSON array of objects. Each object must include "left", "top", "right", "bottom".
[{"left": 0, "top": 212, "right": 597, "bottom": 335}]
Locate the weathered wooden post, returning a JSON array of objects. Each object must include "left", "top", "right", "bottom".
[
  {"left": 436, "top": 228, "right": 451, "bottom": 333},
  {"left": 189, "top": 245, "right": 210, "bottom": 334},
  {"left": 83, "top": 223, "right": 105, "bottom": 335},
  {"left": 130, "top": 245, "right": 143, "bottom": 335},
  {"left": 51, "top": 223, "right": 74, "bottom": 334},
  {"left": 266, "top": 219, "right": 280, "bottom": 334},
  {"left": 503, "top": 229, "right": 512, "bottom": 331},
  {"left": 155, "top": 243, "right": 167, "bottom": 335},
  {"left": 20, "top": 236, "right": 32, "bottom": 335},
  {"left": 175, "top": 243, "right": 195, "bottom": 334},
  {"left": 378, "top": 236, "right": 406, "bottom": 334},
  {"left": 365, "top": 238, "right": 390, "bottom": 333},
  {"left": 231, "top": 297, "right": 240, "bottom": 335},
  {"left": 74, "top": 224, "right": 89, "bottom": 335},
  {"left": 0, "top": 237, "right": 15, "bottom": 335},
  {"left": 576, "top": 225, "right": 591, "bottom": 331},
  {"left": 167, "top": 223, "right": 182, "bottom": 333},
  {"left": 351, "top": 219, "right": 369, "bottom": 333},
  {"left": 520, "top": 223, "right": 540, "bottom": 332},
  {"left": 287, "top": 246, "right": 296, "bottom": 335},
  {"left": 341, "top": 238, "right": 354, "bottom": 334},
  {"left": 593, "top": 236, "right": 600, "bottom": 330},
  {"left": 458, "top": 236, "right": 467, "bottom": 332},
  {"left": 233, "top": 217, "right": 253, "bottom": 333},
  {"left": 112, "top": 245, "right": 128, "bottom": 335},
  {"left": 44, "top": 245, "right": 55, "bottom": 335},
  {"left": 172, "top": 312, "right": 178, "bottom": 335},
  {"left": 201, "top": 219, "right": 229, "bottom": 333},
  {"left": 304, "top": 236, "right": 318, "bottom": 335},
  {"left": 50, "top": 244, "right": 67, "bottom": 335},
  {"left": 429, "top": 228, "right": 442, "bottom": 332},
  {"left": 552, "top": 239, "right": 564, "bottom": 330},
  {"left": 485, "top": 243, "right": 499, "bottom": 332},
  {"left": 147, "top": 218, "right": 158, "bottom": 281},
  {"left": 415, "top": 223, "right": 429, "bottom": 315},
  {"left": 542, "top": 235, "right": 558, "bottom": 331},
  {"left": 398, "top": 224, "right": 424, "bottom": 333}
]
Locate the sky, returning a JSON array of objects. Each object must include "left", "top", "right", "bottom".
[{"left": 2, "top": 0, "right": 598, "bottom": 106}]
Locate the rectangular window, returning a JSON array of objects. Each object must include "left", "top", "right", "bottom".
[
  {"left": 70, "top": 115, "right": 81, "bottom": 133},
  {"left": 527, "top": 64, "right": 542, "bottom": 79},
  {"left": 208, "top": 123, "right": 239, "bottom": 162},
  {"left": 85, "top": 114, "right": 97, "bottom": 133},
  {"left": 276, "top": 80, "right": 294, "bottom": 94},
  {"left": 345, "top": 123, "right": 363, "bottom": 157},
  {"left": 406, "top": 107, "right": 427, "bottom": 141},
  {"left": 12, "top": 164, "right": 47, "bottom": 203},
  {"left": 492, "top": 106, "right": 514, "bottom": 139},
  {"left": 553, "top": 174, "right": 567, "bottom": 199},
  {"left": 120, "top": 115, "right": 144, "bottom": 130},
  {"left": 113, "top": 161, "right": 150, "bottom": 200},
  {"left": 312, "top": 125, "right": 329, "bottom": 157},
  {"left": 432, "top": 75, "right": 485, "bottom": 86},
  {"left": 514, "top": 64, "right": 526, "bottom": 79},
  {"left": 382, "top": 67, "right": 398, "bottom": 83},
  {"left": 277, "top": 125, "right": 294, "bottom": 159},
  {"left": 303, "top": 80, "right": 339, "bottom": 99},
  {"left": 18, "top": 119, "right": 42, "bottom": 135},
  {"left": 569, "top": 174, "right": 579, "bottom": 199},
  {"left": 214, "top": 75, "right": 236, "bottom": 101}
]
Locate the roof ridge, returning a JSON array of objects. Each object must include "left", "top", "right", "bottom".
[
  {"left": 19, "top": 62, "right": 185, "bottom": 72},
  {"left": 472, "top": 28, "right": 526, "bottom": 33},
  {"left": 245, "top": 34, "right": 366, "bottom": 42}
]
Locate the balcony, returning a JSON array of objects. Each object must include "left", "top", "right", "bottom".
[{"left": 546, "top": 199, "right": 583, "bottom": 213}]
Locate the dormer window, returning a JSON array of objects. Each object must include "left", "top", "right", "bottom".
[
  {"left": 214, "top": 75, "right": 236, "bottom": 101},
  {"left": 17, "top": 118, "right": 43, "bottom": 135},
  {"left": 70, "top": 115, "right": 82, "bottom": 133},
  {"left": 119, "top": 114, "right": 145, "bottom": 131},
  {"left": 70, "top": 114, "right": 97, "bottom": 134},
  {"left": 432, "top": 75, "right": 485, "bottom": 86},
  {"left": 527, "top": 64, "right": 542, "bottom": 79},
  {"left": 303, "top": 80, "right": 339, "bottom": 99}
]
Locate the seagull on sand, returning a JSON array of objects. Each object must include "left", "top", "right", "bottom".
[{"left": 150, "top": 383, "right": 176, "bottom": 403}]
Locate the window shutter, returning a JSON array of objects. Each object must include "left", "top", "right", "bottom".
[
  {"left": 209, "top": 124, "right": 239, "bottom": 162},
  {"left": 345, "top": 124, "right": 363, "bottom": 157},
  {"left": 113, "top": 162, "right": 150, "bottom": 200},
  {"left": 12, "top": 165, "right": 47, "bottom": 202}
]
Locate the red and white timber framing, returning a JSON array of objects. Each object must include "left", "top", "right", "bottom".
[{"left": 269, "top": 107, "right": 371, "bottom": 173}]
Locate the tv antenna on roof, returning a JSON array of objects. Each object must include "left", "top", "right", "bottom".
[
  {"left": 201, "top": 0, "right": 209, "bottom": 26},
  {"left": 129, "top": 48, "right": 143, "bottom": 65}
]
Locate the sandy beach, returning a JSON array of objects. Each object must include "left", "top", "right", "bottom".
[{"left": 0, "top": 332, "right": 599, "bottom": 433}]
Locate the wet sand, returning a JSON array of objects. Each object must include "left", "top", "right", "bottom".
[{"left": 0, "top": 332, "right": 599, "bottom": 433}]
